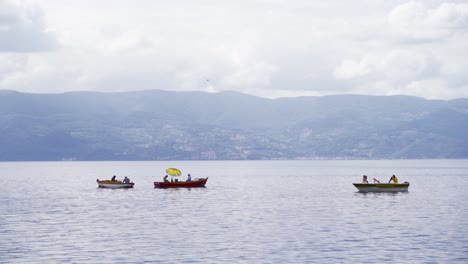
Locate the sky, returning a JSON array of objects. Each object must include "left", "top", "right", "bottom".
[{"left": 0, "top": 0, "right": 468, "bottom": 99}]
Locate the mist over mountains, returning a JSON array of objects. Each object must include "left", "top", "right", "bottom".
[{"left": 1, "top": 89, "right": 467, "bottom": 161}]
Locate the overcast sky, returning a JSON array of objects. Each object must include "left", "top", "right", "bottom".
[{"left": 1, "top": 0, "right": 467, "bottom": 99}]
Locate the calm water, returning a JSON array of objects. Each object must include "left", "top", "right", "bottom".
[{"left": 1, "top": 160, "right": 467, "bottom": 263}]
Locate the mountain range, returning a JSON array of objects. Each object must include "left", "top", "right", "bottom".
[{"left": 1, "top": 89, "right": 467, "bottom": 160}]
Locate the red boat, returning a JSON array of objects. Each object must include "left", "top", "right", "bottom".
[{"left": 154, "top": 178, "right": 208, "bottom": 188}]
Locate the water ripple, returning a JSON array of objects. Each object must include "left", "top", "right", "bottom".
[{"left": 1, "top": 160, "right": 467, "bottom": 263}]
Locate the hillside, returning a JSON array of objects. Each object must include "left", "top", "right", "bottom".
[{"left": 1, "top": 90, "right": 467, "bottom": 160}]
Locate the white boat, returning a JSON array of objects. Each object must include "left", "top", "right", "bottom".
[
  {"left": 96, "top": 179, "right": 134, "bottom": 189},
  {"left": 353, "top": 182, "right": 409, "bottom": 192}
]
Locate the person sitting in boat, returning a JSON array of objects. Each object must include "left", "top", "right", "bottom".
[
  {"left": 111, "top": 175, "right": 117, "bottom": 181},
  {"left": 186, "top": 173, "right": 191, "bottom": 182},
  {"left": 164, "top": 175, "right": 169, "bottom": 182},
  {"left": 362, "top": 175, "right": 369, "bottom": 183},
  {"left": 388, "top": 175, "right": 398, "bottom": 183},
  {"left": 373, "top": 178, "right": 381, "bottom": 183},
  {"left": 123, "top": 176, "right": 130, "bottom": 184}
]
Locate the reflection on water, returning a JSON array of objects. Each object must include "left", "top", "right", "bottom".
[
  {"left": 1, "top": 160, "right": 467, "bottom": 263},
  {"left": 354, "top": 191, "right": 409, "bottom": 197}
]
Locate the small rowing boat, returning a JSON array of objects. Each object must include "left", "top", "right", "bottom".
[
  {"left": 353, "top": 182, "right": 409, "bottom": 192},
  {"left": 96, "top": 179, "right": 135, "bottom": 189},
  {"left": 154, "top": 178, "right": 208, "bottom": 188}
]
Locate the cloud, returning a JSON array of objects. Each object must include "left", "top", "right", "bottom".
[
  {"left": 332, "top": 1, "right": 468, "bottom": 99},
  {"left": 333, "top": 59, "right": 372, "bottom": 80},
  {"left": 1, "top": 0, "right": 468, "bottom": 100},
  {"left": 0, "top": 53, "right": 27, "bottom": 81},
  {"left": 0, "top": 0, "right": 57, "bottom": 52},
  {"left": 335, "top": 50, "right": 437, "bottom": 81},
  {"left": 388, "top": 1, "right": 468, "bottom": 41}
]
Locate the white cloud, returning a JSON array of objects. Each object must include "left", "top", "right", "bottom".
[
  {"left": 0, "top": 0, "right": 467, "bottom": 99},
  {"left": 333, "top": 59, "right": 372, "bottom": 80},
  {"left": 388, "top": 1, "right": 468, "bottom": 41},
  {"left": 0, "top": 0, "right": 57, "bottom": 52},
  {"left": 334, "top": 49, "right": 436, "bottom": 81},
  {"left": 379, "top": 50, "right": 436, "bottom": 80},
  {"left": 332, "top": 1, "right": 468, "bottom": 99}
]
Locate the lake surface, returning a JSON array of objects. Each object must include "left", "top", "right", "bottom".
[{"left": 1, "top": 160, "right": 467, "bottom": 263}]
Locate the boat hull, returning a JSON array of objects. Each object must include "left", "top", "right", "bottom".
[
  {"left": 97, "top": 179, "right": 134, "bottom": 189},
  {"left": 353, "top": 182, "right": 409, "bottom": 192},
  {"left": 154, "top": 178, "right": 208, "bottom": 188}
]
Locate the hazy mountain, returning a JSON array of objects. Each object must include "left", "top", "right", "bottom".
[{"left": 1, "top": 89, "right": 467, "bottom": 160}]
